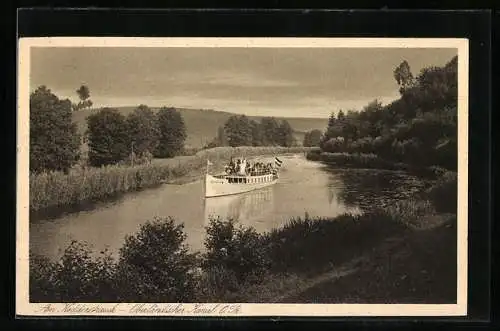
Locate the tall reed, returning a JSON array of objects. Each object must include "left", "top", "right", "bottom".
[{"left": 30, "top": 146, "right": 317, "bottom": 213}]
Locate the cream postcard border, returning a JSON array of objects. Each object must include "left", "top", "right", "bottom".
[{"left": 16, "top": 37, "right": 469, "bottom": 317}]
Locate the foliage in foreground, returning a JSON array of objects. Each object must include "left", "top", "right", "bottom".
[
  {"left": 30, "top": 217, "right": 197, "bottom": 302},
  {"left": 31, "top": 207, "right": 416, "bottom": 303},
  {"left": 30, "top": 170, "right": 456, "bottom": 303},
  {"left": 425, "top": 171, "right": 457, "bottom": 213}
]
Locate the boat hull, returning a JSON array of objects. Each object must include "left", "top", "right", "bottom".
[{"left": 204, "top": 174, "right": 278, "bottom": 198}]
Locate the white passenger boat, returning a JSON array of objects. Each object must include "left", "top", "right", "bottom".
[{"left": 204, "top": 157, "right": 282, "bottom": 198}]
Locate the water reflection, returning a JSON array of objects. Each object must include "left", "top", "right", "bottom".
[
  {"left": 203, "top": 187, "right": 275, "bottom": 227},
  {"left": 30, "top": 155, "right": 420, "bottom": 261},
  {"left": 326, "top": 169, "right": 425, "bottom": 211}
]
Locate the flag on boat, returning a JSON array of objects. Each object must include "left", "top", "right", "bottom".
[{"left": 275, "top": 157, "right": 283, "bottom": 168}]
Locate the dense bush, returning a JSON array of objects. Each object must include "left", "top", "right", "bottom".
[
  {"left": 196, "top": 265, "right": 241, "bottom": 302},
  {"left": 29, "top": 253, "right": 59, "bottom": 300},
  {"left": 202, "top": 217, "right": 271, "bottom": 283},
  {"left": 117, "top": 217, "right": 198, "bottom": 302},
  {"left": 126, "top": 105, "right": 160, "bottom": 159},
  {"left": 305, "top": 149, "right": 322, "bottom": 161},
  {"left": 30, "top": 196, "right": 448, "bottom": 303},
  {"left": 30, "top": 217, "right": 198, "bottom": 302}
]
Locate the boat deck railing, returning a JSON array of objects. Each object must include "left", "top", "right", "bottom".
[{"left": 224, "top": 172, "right": 274, "bottom": 177}]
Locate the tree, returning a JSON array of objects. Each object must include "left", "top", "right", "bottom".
[
  {"left": 317, "top": 56, "right": 458, "bottom": 170},
  {"left": 323, "top": 110, "right": 345, "bottom": 142},
  {"left": 155, "top": 107, "right": 187, "bottom": 158},
  {"left": 394, "top": 60, "right": 415, "bottom": 94},
  {"left": 337, "top": 110, "right": 346, "bottom": 120},
  {"left": 205, "top": 125, "right": 228, "bottom": 149},
  {"left": 30, "top": 86, "right": 80, "bottom": 173},
  {"left": 276, "top": 120, "right": 295, "bottom": 147},
  {"left": 341, "top": 111, "right": 361, "bottom": 142},
  {"left": 224, "top": 115, "right": 253, "bottom": 147},
  {"left": 260, "top": 117, "right": 280, "bottom": 145},
  {"left": 328, "top": 112, "right": 336, "bottom": 128},
  {"left": 86, "top": 108, "right": 130, "bottom": 167},
  {"left": 126, "top": 105, "right": 160, "bottom": 158},
  {"left": 250, "top": 120, "right": 264, "bottom": 146},
  {"left": 413, "top": 57, "right": 458, "bottom": 112},
  {"left": 216, "top": 126, "right": 228, "bottom": 146},
  {"left": 73, "top": 85, "right": 93, "bottom": 111},
  {"left": 303, "top": 129, "right": 323, "bottom": 147}
]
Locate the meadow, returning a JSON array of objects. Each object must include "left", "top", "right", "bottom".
[{"left": 30, "top": 146, "right": 319, "bottom": 213}]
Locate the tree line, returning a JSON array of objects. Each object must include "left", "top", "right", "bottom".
[
  {"left": 30, "top": 86, "right": 187, "bottom": 173},
  {"left": 86, "top": 105, "right": 186, "bottom": 167},
  {"left": 206, "top": 115, "right": 296, "bottom": 148},
  {"left": 319, "top": 56, "right": 458, "bottom": 170}
]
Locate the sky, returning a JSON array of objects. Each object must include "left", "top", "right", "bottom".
[{"left": 30, "top": 47, "right": 457, "bottom": 118}]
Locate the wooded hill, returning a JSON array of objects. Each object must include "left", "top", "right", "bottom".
[{"left": 72, "top": 107, "right": 328, "bottom": 148}]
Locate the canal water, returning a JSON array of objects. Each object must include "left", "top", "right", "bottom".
[{"left": 30, "top": 154, "right": 424, "bottom": 260}]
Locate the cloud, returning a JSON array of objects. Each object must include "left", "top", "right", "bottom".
[
  {"left": 30, "top": 47, "right": 457, "bottom": 118},
  {"left": 202, "top": 71, "right": 298, "bottom": 88}
]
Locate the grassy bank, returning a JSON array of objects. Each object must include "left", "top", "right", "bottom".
[
  {"left": 306, "top": 150, "right": 408, "bottom": 170},
  {"left": 280, "top": 215, "right": 457, "bottom": 303},
  {"left": 29, "top": 210, "right": 409, "bottom": 303},
  {"left": 30, "top": 172, "right": 457, "bottom": 303},
  {"left": 306, "top": 150, "right": 453, "bottom": 180},
  {"left": 30, "top": 146, "right": 318, "bottom": 214}
]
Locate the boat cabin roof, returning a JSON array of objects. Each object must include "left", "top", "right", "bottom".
[{"left": 225, "top": 173, "right": 272, "bottom": 178}]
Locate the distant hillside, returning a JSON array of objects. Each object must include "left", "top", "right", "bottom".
[{"left": 72, "top": 107, "right": 328, "bottom": 148}]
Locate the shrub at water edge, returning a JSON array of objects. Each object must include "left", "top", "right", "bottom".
[
  {"left": 30, "top": 217, "right": 198, "bottom": 303},
  {"left": 30, "top": 146, "right": 318, "bottom": 213},
  {"left": 30, "top": 198, "right": 452, "bottom": 303}
]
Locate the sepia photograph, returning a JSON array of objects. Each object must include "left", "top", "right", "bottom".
[{"left": 17, "top": 37, "right": 468, "bottom": 316}]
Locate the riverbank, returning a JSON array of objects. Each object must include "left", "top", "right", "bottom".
[
  {"left": 29, "top": 170, "right": 457, "bottom": 303},
  {"left": 306, "top": 150, "right": 452, "bottom": 179},
  {"left": 195, "top": 184, "right": 457, "bottom": 303},
  {"left": 278, "top": 215, "right": 457, "bottom": 303},
  {"left": 29, "top": 146, "right": 318, "bottom": 215}
]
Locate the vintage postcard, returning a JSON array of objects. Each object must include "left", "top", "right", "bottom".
[{"left": 17, "top": 37, "right": 468, "bottom": 317}]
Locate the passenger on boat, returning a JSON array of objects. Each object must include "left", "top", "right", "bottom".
[{"left": 223, "top": 159, "right": 277, "bottom": 176}]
